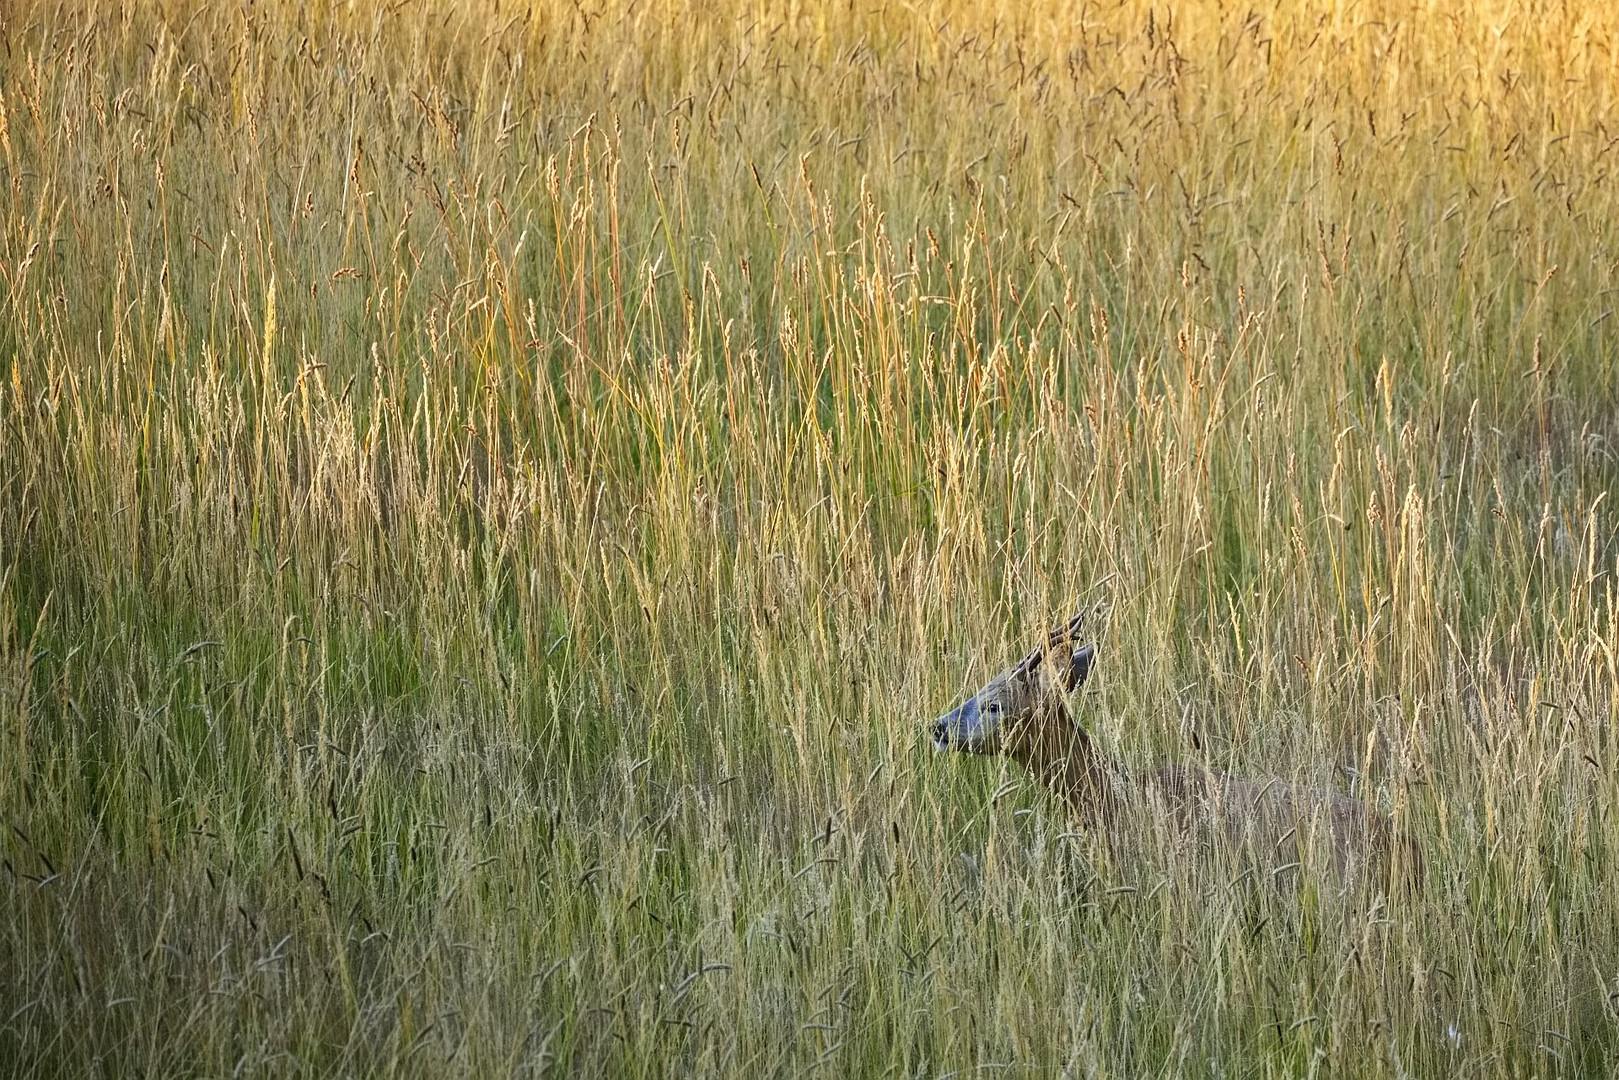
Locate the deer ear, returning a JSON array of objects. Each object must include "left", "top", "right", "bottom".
[
  {"left": 1014, "top": 644, "right": 1045, "bottom": 678},
  {"left": 1065, "top": 643, "right": 1097, "bottom": 691}
]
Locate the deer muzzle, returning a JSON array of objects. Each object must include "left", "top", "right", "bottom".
[{"left": 932, "top": 696, "right": 990, "bottom": 752}]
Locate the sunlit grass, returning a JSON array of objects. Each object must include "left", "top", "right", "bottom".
[{"left": 3, "top": 0, "right": 1619, "bottom": 1074}]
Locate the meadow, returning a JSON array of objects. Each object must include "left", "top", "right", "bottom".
[{"left": 3, "top": 0, "right": 1619, "bottom": 1074}]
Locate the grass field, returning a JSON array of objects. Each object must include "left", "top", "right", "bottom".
[{"left": 4, "top": 0, "right": 1619, "bottom": 1074}]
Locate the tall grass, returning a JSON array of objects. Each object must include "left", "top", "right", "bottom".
[{"left": 3, "top": 0, "right": 1619, "bottom": 1074}]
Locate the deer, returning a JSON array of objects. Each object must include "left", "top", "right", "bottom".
[{"left": 931, "top": 615, "right": 1423, "bottom": 894}]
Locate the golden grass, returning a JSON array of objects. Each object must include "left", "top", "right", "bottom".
[{"left": 3, "top": 0, "right": 1619, "bottom": 1074}]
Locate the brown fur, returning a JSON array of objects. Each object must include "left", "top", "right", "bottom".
[
  {"left": 1002, "top": 695, "right": 1423, "bottom": 892},
  {"left": 936, "top": 632, "right": 1422, "bottom": 892}
]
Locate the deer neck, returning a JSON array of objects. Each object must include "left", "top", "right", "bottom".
[{"left": 1006, "top": 700, "right": 1121, "bottom": 828}]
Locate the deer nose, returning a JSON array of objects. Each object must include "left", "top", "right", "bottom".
[{"left": 932, "top": 717, "right": 951, "bottom": 749}]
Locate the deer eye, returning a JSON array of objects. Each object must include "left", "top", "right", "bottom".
[{"left": 985, "top": 702, "right": 1001, "bottom": 715}]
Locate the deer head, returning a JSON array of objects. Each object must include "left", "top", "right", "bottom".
[{"left": 932, "top": 614, "right": 1097, "bottom": 755}]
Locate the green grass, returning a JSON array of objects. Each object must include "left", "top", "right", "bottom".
[{"left": 4, "top": 0, "right": 1619, "bottom": 1074}]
